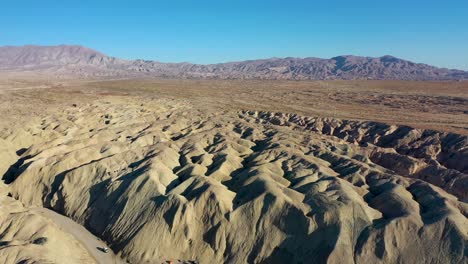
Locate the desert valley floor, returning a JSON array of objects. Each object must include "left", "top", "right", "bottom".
[{"left": 0, "top": 77, "right": 467, "bottom": 263}]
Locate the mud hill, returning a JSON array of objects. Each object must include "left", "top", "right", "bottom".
[
  {"left": 0, "top": 183, "right": 97, "bottom": 263},
  {"left": 1, "top": 81, "right": 466, "bottom": 263},
  {"left": 1, "top": 45, "right": 467, "bottom": 80}
]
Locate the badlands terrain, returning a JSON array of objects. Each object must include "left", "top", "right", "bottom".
[{"left": 0, "top": 77, "right": 467, "bottom": 263}]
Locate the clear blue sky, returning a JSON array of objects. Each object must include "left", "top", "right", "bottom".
[{"left": 1, "top": 0, "right": 467, "bottom": 69}]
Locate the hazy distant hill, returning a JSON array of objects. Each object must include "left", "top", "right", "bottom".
[{"left": 1, "top": 45, "right": 467, "bottom": 80}]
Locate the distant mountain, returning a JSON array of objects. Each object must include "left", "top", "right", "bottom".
[
  {"left": 0, "top": 45, "right": 128, "bottom": 76},
  {"left": 1, "top": 45, "right": 467, "bottom": 80}
]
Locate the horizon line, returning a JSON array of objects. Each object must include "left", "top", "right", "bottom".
[{"left": 1, "top": 43, "right": 467, "bottom": 71}]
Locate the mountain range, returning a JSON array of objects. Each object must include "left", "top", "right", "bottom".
[{"left": 1, "top": 44, "right": 467, "bottom": 80}]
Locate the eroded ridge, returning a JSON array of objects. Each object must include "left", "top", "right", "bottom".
[
  {"left": 0, "top": 183, "right": 97, "bottom": 263},
  {"left": 239, "top": 110, "right": 468, "bottom": 201},
  {"left": 2, "top": 99, "right": 467, "bottom": 264}
]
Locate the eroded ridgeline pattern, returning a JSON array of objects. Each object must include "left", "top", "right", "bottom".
[{"left": 3, "top": 98, "right": 467, "bottom": 264}]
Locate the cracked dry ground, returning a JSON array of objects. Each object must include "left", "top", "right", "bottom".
[{"left": 1, "top": 96, "right": 467, "bottom": 264}]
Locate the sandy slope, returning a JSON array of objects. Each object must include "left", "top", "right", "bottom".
[
  {"left": 1, "top": 90, "right": 466, "bottom": 264},
  {"left": 30, "top": 207, "right": 125, "bottom": 264},
  {"left": 0, "top": 183, "right": 96, "bottom": 263}
]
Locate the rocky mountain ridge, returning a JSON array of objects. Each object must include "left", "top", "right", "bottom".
[{"left": 1, "top": 45, "right": 467, "bottom": 80}]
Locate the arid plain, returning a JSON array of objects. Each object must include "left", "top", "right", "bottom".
[{"left": 0, "top": 77, "right": 467, "bottom": 263}]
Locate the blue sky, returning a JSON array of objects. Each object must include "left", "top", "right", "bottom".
[{"left": 1, "top": 0, "right": 468, "bottom": 69}]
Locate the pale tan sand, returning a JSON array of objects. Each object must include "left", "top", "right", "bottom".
[
  {"left": 31, "top": 207, "right": 125, "bottom": 264},
  {"left": 0, "top": 78, "right": 466, "bottom": 263},
  {"left": 0, "top": 183, "right": 97, "bottom": 263}
]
